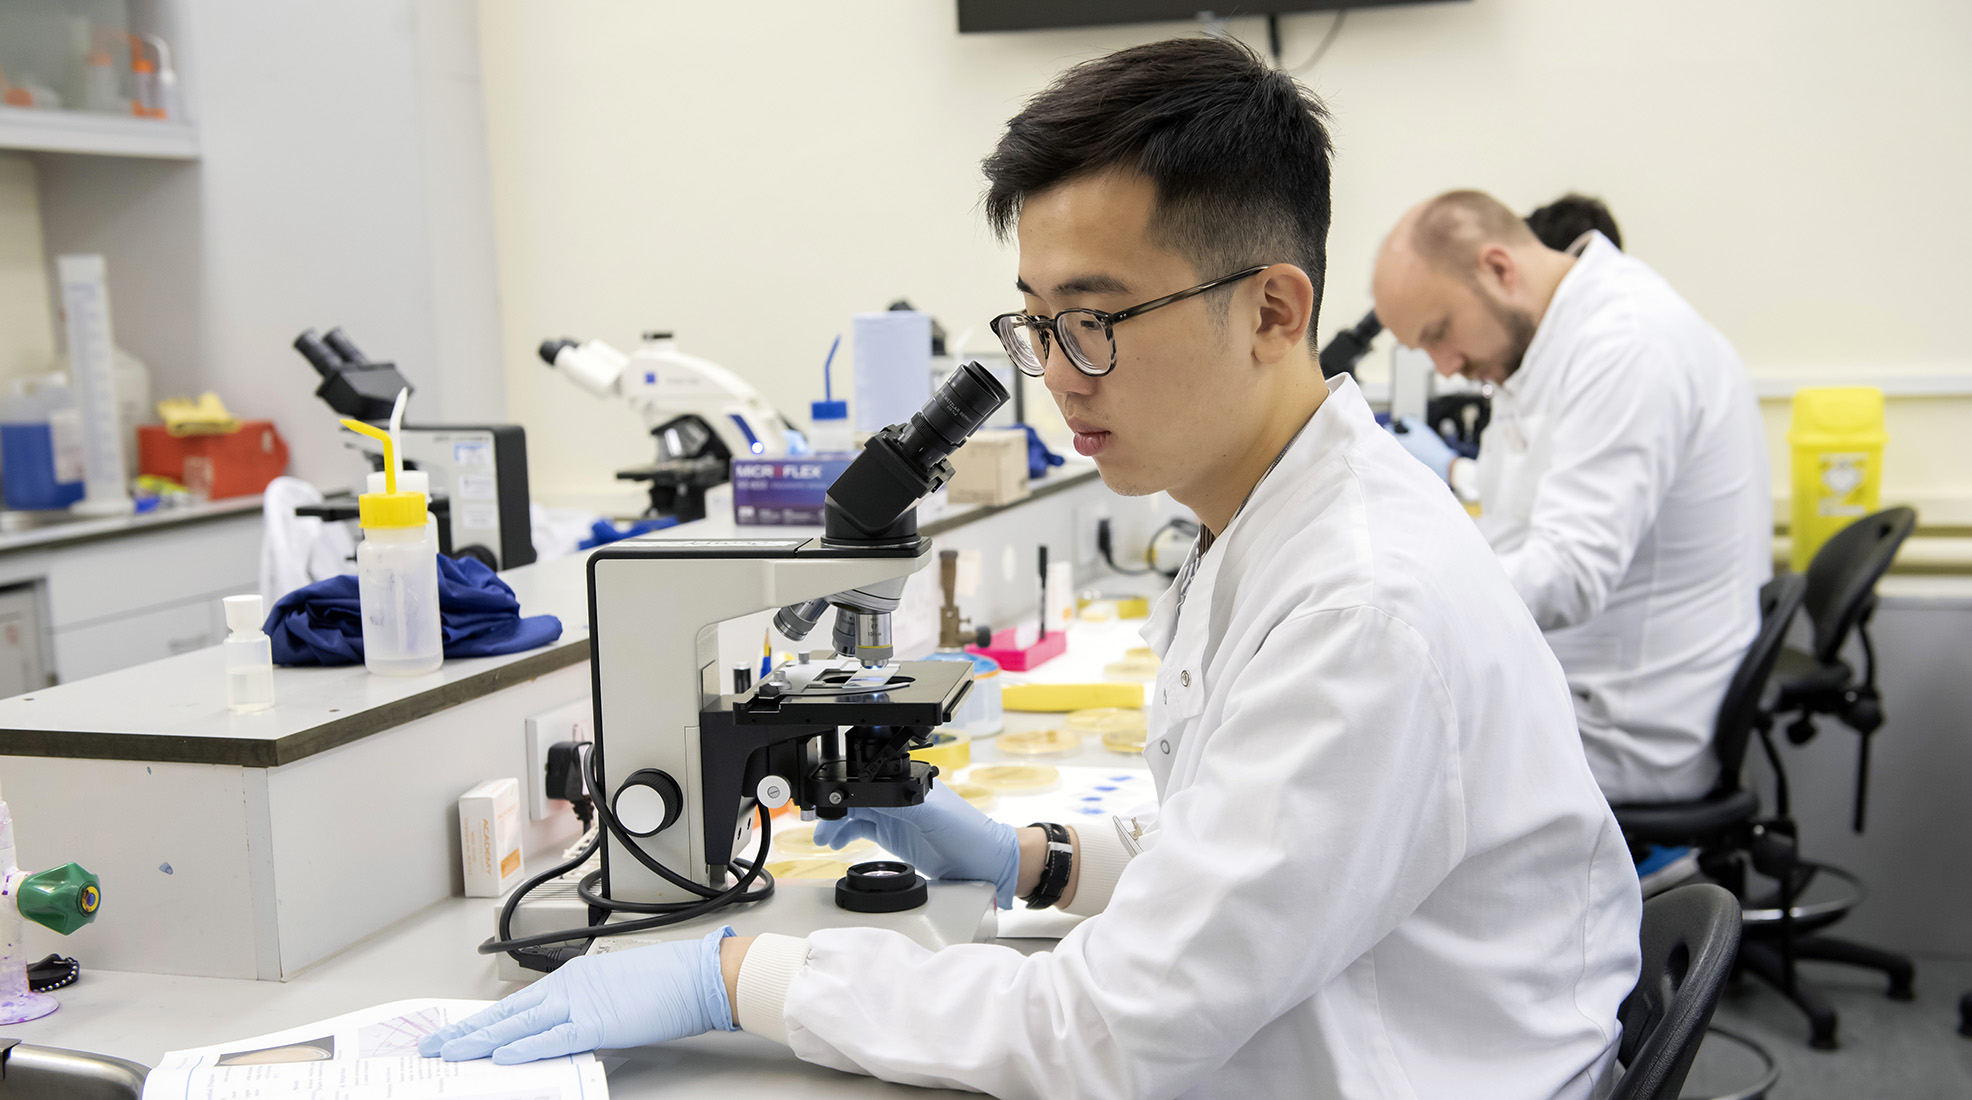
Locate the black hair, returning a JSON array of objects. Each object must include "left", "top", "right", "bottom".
[
  {"left": 1524, "top": 193, "right": 1622, "bottom": 252},
  {"left": 982, "top": 35, "right": 1333, "bottom": 346}
]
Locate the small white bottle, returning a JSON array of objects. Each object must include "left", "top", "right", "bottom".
[
  {"left": 223, "top": 594, "right": 275, "bottom": 712},
  {"left": 809, "top": 399, "right": 854, "bottom": 455}
]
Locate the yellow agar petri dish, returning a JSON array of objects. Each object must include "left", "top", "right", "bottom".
[
  {"left": 774, "top": 826, "right": 872, "bottom": 859},
  {"left": 969, "top": 764, "right": 1060, "bottom": 792},
  {"left": 909, "top": 731, "right": 970, "bottom": 771},
  {"left": 996, "top": 727, "right": 1082, "bottom": 756},
  {"left": 1069, "top": 707, "right": 1149, "bottom": 754},
  {"left": 765, "top": 857, "right": 854, "bottom": 880},
  {"left": 946, "top": 780, "right": 997, "bottom": 811}
]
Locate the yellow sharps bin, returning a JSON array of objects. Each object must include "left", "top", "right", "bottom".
[{"left": 1787, "top": 387, "right": 1887, "bottom": 571}]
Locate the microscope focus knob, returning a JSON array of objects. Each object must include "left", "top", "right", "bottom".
[
  {"left": 613, "top": 770, "right": 683, "bottom": 837},
  {"left": 756, "top": 775, "right": 792, "bottom": 810}
]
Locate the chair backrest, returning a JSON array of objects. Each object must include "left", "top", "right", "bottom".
[
  {"left": 1802, "top": 507, "right": 1916, "bottom": 664},
  {"left": 1710, "top": 572, "right": 1808, "bottom": 783},
  {"left": 1613, "top": 883, "right": 1743, "bottom": 1100}
]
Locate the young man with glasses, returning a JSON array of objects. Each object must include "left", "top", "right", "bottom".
[{"left": 423, "top": 36, "right": 1641, "bottom": 1098}]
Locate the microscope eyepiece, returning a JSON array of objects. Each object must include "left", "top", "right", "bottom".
[
  {"left": 895, "top": 359, "right": 1009, "bottom": 470},
  {"left": 823, "top": 359, "right": 1010, "bottom": 545}
]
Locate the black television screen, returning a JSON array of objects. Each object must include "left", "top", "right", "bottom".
[{"left": 957, "top": 1, "right": 1460, "bottom": 34}]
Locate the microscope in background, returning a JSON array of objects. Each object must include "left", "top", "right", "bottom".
[
  {"left": 293, "top": 328, "right": 535, "bottom": 570},
  {"left": 498, "top": 361, "right": 1009, "bottom": 967},
  {"left": 1318, "top": 309, "right": 1490, "bottom": 452},
  {"left": 538, "top": 332, "right": 804, "bottom": 522}
]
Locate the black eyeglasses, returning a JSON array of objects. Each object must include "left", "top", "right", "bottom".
[{"left": 991, "top": 266, "right": 1270, "bottom": 378}]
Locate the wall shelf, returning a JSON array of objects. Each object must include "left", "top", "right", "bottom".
[{"left": 0, "top": 105, "right": 198, "bottom": 159}]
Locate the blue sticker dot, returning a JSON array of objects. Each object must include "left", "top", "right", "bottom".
[
  {"left": 1080, "top": 796, "right": 1103, "bottom": 802},
  {"left": 1094, "top": 785, "right": 1117, "bottom": 792},
  {"left": 158, "top": 863, "right": 174, "bottom": 875},
  {"left": 1110, "top": 776, "right": 1132, "bottom": 782},
  {"left": 1079, "top": 808, "right": 1106, "bottom": 815}
]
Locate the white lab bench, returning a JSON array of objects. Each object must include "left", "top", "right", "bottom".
[
  {"left": 0, "top": 509, "right": 1157, "bottom": 1097},
  {"left": 0, "top": 464, "right": 1120, "bottom": 986},
  {"left": 0, "top": 496, "right": 263, "bottom": 691}
]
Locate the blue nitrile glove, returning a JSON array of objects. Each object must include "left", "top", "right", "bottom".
[
  {"left": 814, "top": 781, "right": 1022, "bottom": 907},
  {"left": 419, "top": 928, "right": 737, "bottom": 1064},
  {"left": 1388, "top": 415, "right": 1458, "bottom": 481}
]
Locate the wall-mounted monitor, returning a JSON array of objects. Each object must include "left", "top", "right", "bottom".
[{"left": 957, "top": 1, "right": 1466, "bottom": 34}]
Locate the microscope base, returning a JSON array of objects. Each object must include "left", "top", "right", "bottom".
[{"left": 495, "top": 878, "right": 998, "bottom": 982}]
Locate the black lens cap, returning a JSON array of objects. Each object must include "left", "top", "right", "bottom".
[{"left": 835, "top": 860, "right": 928, "bottom": 913}]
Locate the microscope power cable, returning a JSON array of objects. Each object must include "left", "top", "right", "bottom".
[{"left": 480, "top": 745, "right": 776, "bottom": 965}]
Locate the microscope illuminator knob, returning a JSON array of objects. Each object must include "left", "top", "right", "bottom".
[
  {"left": 612, "top": 770, "right": 684, "bottom": 837},
  {"left": 756, "top": 776, "right": 792, "bottom": 810}
]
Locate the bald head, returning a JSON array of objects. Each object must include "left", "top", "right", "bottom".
[
  {"left": 1371, "top": 189, "right": 1576, "bottom": 385},
  {"left": 1402, "top": 190, "right": 1540, "bottom": 276}
]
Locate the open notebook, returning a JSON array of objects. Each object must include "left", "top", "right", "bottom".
[{"left": 141, "top": 998, "right": 608, "bottom": 1100}]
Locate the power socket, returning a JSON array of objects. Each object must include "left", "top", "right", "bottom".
[
  {"left": 1074, "top": 502, "right": 1110, "bottom": 568},
  {"left": 525, "top": 697, "right": 593, "bottom": 821}
]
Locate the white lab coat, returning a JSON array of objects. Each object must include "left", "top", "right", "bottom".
[
  {"left": 736, "top": 377, "right": 1642, "bottom": 1099},
  {"left": 1474, "top": 233, "right": 1772, "bottom": 803}
]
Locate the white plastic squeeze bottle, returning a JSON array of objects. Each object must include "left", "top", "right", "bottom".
[
  {"left": 222, "top": 593, "right": 275, "bottom": 712},
  {"left": 343, "top": 419, "right": 443, "bottom": 676}
]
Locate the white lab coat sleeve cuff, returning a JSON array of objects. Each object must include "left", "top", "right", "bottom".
[
  {"left": 1061, "top": 819, "right": 1133, "bottom": 917},
  {"left": 736, "top": 932, "right": 810, "bottom": 1045}
]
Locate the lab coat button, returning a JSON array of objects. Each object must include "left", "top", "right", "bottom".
[
  {"left": 1159, "top": 739, "right": 1171, "bottom": 754},
  {"left": 1180, "top": 670, "right": 1191, "bottom": 687}
]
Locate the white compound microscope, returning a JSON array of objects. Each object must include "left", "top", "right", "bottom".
[
  {"left": 489, "top": 361, "right": 1010, "bottom": 975},
  {"left": 538, "top": 332, "right": 805, "bottom": 520}
]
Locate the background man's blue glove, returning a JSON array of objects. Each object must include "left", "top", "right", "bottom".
[
  {"left": 418, "top": 928, "right": 737, "bottom": 1064},
  {"left": 814, "top": 781, "right": 1022, "bottom": 907},
  {"left": 1388, "top": 415, "right": 1458, "bottom": 481}
]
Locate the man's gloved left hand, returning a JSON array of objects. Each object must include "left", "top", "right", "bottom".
[
  {"left": 1388, "top": 415, "right": 1458, "bottom": 481},
  {"left": 419, "top": 928, "right": 737, "bottom": 1064}
]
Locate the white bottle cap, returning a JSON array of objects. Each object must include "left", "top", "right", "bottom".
[
  {"left": 367, "top": 468, "right": 431, "bottom": 496},
  {"left": 223, "top": 593, "right": 264, "bottom": 634}
]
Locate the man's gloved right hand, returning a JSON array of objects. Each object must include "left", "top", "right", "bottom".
[{"left": 814, "top": 781, "right": 1022, "bottom": 907}]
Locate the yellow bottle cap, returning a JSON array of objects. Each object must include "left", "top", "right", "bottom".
[
  {"left": 339, "top": 418, "right": 427, "bottom": 529},
  {"left": 358, "top": 490, "right": 428, "bottom": 529}
]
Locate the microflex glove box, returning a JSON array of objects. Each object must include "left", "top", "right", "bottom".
[{"left": 732, "top": 456, "right": 854, "bottom": 526}]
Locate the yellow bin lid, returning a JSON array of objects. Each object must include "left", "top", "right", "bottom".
[{"left": 1788, "top": 386, "right": 1886, "bottom": 446}]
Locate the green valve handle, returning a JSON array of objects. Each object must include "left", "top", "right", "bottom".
[{"left": 18, "top": 863, "right": 101, "bottom": 936}]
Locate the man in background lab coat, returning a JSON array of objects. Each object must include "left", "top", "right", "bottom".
[
  {"left": 422, "top": 39, "right": 1641, "bottom": 1098},
  {"left": 1373, "top": 191, "right": 1771, "bottom": 807}
]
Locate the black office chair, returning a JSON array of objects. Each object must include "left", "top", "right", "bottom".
[
  {"left": 1771, "top": 506, "right": 1916, "bottom": 831},
  {"left": 1612, "top": 884, "right": 1744, "bottom": 1100},
  {"left": 1612, "top": 573, "right": 1805, "bottom": 865},
  {"left": 1732, "top": 508, "right": 1918, "bottom": 1048}
]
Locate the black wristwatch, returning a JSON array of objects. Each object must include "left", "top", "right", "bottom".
[{"left": 1021, "top": 822, "right": 1074, "bottom": 909}]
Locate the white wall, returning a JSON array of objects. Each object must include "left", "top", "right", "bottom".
[
  {"left": 479, "top": 0, "right": 1972, "bottom": 522},
  {"left": 12, "top": 0, "right": 504, "bottom": 489}
]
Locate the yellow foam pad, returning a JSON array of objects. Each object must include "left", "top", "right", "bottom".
[{"left": 1003, "top": 682, "right": 1143, "bottom": 712}]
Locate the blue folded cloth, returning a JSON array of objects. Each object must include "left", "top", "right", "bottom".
[
  {"left": 266, "top": 555, "right": 563, "bottom": 667},
  {"left": 1018, "top": 423, "right": 1065, "bottom": 480}
]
